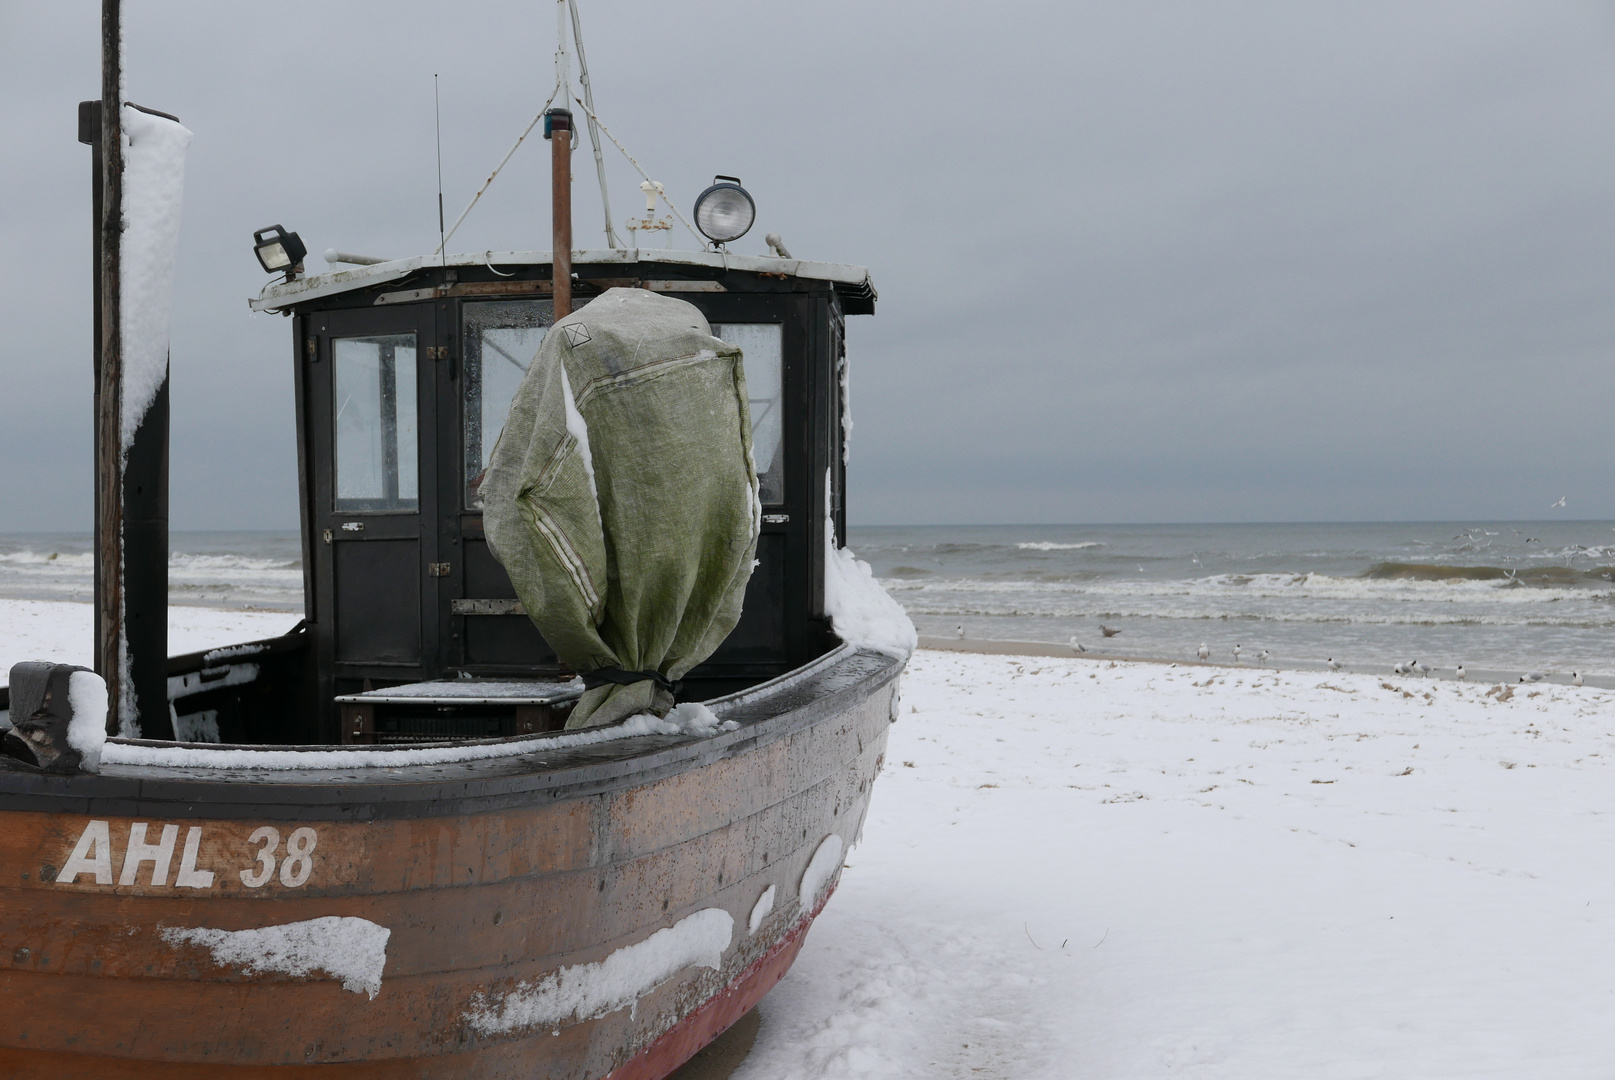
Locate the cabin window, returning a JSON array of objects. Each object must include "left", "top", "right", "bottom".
[
  {"left": 333, "top": 334, "right": 419, "bottom": 512},
  {"left": 712, "top": 323, "right": 784, "bottom": 504},
  {"left": 463, "top": 300, "right": 553, "bottom": 507}
]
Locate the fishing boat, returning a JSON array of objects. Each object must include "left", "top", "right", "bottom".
[{"left": 0, "top": 4, "right": 911, "bottom": 1076}]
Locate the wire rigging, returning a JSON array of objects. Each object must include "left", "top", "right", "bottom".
[
  {"left": 433, "top": 0, "right": 700, "bottom": 256},
  {"left": 569, "top": 91, "right": 703, "bottom": 245}
]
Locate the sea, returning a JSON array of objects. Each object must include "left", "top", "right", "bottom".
[{"left": 2, "top": 522, "right": 1612, "bottom": 677}]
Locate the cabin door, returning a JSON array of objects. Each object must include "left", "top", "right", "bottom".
[{"left": 307, "top": 304, "right": 443, "bottom": 706}]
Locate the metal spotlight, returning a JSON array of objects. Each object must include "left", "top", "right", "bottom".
[
  {"left": 692, "top": 176, "right": 755, "bottom": 245},
  {"left": 253, "top": 225, "right": 308, "bottom": 280}
]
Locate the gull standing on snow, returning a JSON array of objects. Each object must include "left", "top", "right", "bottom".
[
  {"left": 1414, "top": 660, "right": 1431, "bottom": 678},
  {"left": 1069, "top": 638, "right": 1087, "bottom": 654},
  {"left": 1393, "top": 661, "right": 1410, "bottom": 676},
  {"left": 1520, "top": 671, "right": 1547, "bottom": 683},
  {"left": 1197, "top": 642, "right": 1210, "bottom": 661},
  {"left": 1573, "top": 671, "right": 1585, "bottom": 686},
  {"left": 1232, "top": 644, "right": 1242, "bottom": 663},
  {"left": 1456, "top": 663, "right": 1466, "bottom": 681},
  {"left": 1256, "top": 648, "right": 1271, "bottom": 664},
  {"left": 1327, "top": 658, "right": 1343, "bottom": 671}
]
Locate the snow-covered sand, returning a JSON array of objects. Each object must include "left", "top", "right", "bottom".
[
  {"left": 0, "top": 599, "right": 298, "bottom": 687},
  {"left": 742, "top": 649, "right": 1615, "bottom": 1079},
  {"left": 7, "top": 604, "right": 1611, "bottom": 1074}
]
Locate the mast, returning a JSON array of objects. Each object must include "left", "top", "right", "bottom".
[{"left": 548, "top": 0, "right": 574, "bottom": 318}]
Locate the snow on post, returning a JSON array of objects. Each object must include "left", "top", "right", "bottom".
[{"left": 118, "top": 104, "right": 191, "bottom": 455}]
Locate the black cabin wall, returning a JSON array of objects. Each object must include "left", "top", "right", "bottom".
[{"left": 287, "top": 267, "right": 855, "bottom": 738}]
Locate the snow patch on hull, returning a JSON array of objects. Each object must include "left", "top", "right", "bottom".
[
  {"left": 466, "top": 908, "right": 735, "bottom": 1036},
  {"left": 160, "top": 915, "right": 390, "bottom": 999}
]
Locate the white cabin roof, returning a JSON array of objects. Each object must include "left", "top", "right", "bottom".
[{"left": 249, "top": 248, "right": 876, "bottom": 312}]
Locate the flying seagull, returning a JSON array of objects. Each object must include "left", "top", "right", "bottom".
[{"left": 1551, "top": 496, "right": 1567, "bottom": 509}]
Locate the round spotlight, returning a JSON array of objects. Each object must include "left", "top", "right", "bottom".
[{"left": 693, "top": 176, "right": 756, "bottom": 245}]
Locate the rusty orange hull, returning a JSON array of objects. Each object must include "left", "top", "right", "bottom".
[{"left": 0, "top": 647, "right": 900, "bottom": 1077}]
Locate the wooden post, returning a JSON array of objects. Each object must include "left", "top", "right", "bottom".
[
  {"left": 88, "top": 0, "right": 172, "bottom": 738},
  {"left": 95, "top": 0, "right": 124, "bottom": 731},
  {"left": 548, "top": 109, "right": 573, "bottom": 318}
]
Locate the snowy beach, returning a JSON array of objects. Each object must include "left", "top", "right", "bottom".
[
  {"left": 0, "top": 599, "right": 299, "bottom": 685},
  {"left": 740, "top": 647, "right": 1615, "bottom": 1078},
  {"left": 5, "top": 603, "right": 1612, "bottom": 1076}
]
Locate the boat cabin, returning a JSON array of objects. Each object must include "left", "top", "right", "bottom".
[{"left": 226, "top": 249, "right": 875, "bottom": 746}]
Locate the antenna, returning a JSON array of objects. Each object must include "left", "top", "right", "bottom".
[{"left": 435, "top": 74, "right": 447, "bottom": 268}]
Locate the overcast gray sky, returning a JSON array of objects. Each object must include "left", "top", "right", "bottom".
[{"left": 3, "top": 1, "right": 1614, "bottom": 530}]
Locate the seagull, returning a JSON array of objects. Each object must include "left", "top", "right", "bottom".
[
  {"left": 1551, "top": 496, "right": 1567, "bottom": 509},
  {"left": 955, "top": 624, "right": 965, "bottom": 639},
  {"left": 1327, "top": 658, "right": 1343, "bottom": 671},
  {"left": 1069, "top": 637, "right": 1088, "bottom": 654},
  {"left": 1456, "top": 663, "right": 1466, "bottom": 681},
  {"left": 1520, "top": 671, "right": 1547, "bottom": 683},
  {"left": 1256, "top": 648, "right": 1272, "bottom": 664},
  {"left": 1197, "top": 642, "right": 1210, "bottom": 661},
  {"left": 1393, "top": 662, "right": 1410, "bottom": 676},
  {"left": 1232, "top": 644, "right": 1243, "bottom": 663},
  {"left": 1100, "top": 623, "right": 1121, "bottom": 638},
  {"left": 1573, "top": 671, "right": 1584, "bottom": 687},
  {"left": 1414, "top": 660, "right": 1431, "bottom": 678}
]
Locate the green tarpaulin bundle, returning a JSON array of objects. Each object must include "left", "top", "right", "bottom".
[{"left": 480, "top": 288, "right": 759, "bottom": 728}]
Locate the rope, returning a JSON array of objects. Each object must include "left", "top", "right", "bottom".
[{"left": 579, "top": 667, "right": 682, "bottom": 695}]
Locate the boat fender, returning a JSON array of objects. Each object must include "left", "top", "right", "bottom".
[{"left": 2, "top": 662, "right": 106, "bottom": 774}]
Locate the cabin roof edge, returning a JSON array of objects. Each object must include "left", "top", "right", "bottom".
[{"left": 248, "top": 249, "right": 876, "bottom": 313}]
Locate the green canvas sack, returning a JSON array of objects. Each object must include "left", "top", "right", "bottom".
[{"left": 481, "top": 288, "right": 759, "bottom": 727}]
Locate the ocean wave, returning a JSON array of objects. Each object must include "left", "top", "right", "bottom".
[
  {"left": 1362, "top": 561, "right": 1615, "bottom": 586},
  {"left": 1016, "top": 541, "right": 1104, "bottom": 551},
  {"left": 0, "top": 550, "right": 94, "bottom": 568},
  {"left": 0, "top": 549, "right": 299, "bottom": 574},
  {"left": 878, "top": 571, "right": 1615, "bottom": 607}
]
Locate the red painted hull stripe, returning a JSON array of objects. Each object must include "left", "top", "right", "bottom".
[{"left": 605, "top": 886, "right": 837, "bottom": 1080}]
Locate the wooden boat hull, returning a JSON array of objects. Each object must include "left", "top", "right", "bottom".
[{"left": 0, "top": 647, "right": 901, "bottom": 1077}]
